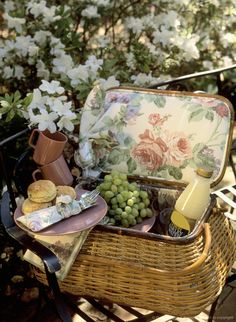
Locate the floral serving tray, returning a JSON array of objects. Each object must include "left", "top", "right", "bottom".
[{"left": 76, "top": 86, "right": 234, "bottom": 187}]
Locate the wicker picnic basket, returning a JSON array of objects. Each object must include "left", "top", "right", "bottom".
[{"left": 33, "top": 87, "right": 236, "bottom": 317}]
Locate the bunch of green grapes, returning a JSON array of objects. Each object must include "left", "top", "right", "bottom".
[{"left": 97, "top": 170, "right": 153, "bottom": 228}]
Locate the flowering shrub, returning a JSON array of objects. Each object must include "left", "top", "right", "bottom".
[{"left": 0, "top": 0, "right": 236, "bottom": 134}]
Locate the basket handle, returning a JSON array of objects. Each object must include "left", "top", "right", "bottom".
[{"left": 81, "top": 223, "right": 211, "bottom": 276}]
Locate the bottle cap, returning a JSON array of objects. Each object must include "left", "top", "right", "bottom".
[{"left": 196, "top": 167, "right": 213, "bottom": 178}]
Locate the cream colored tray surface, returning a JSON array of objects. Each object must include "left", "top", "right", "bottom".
[{"left": 77, "top": 86, "right": 234, "bottom": 186}]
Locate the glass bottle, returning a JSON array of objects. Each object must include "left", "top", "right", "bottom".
[{"left": 168, "top": 167, "right": 213, "bottom": 237}]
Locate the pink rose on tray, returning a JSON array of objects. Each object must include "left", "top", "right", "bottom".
[
  {"left": 131, "top": 129, "right": 168, "bottom": 171},
  {"left": 161, "top": 130, "right": 192, "bottom": 167}
]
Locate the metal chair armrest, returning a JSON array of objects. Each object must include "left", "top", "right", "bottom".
[
  {"left": 7, "top": 226, "right": 61, "bottom": 273},
  {"left": 1, "top": 191, "right": 61, "bottom": 273}
]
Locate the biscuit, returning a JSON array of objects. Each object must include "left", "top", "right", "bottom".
[
  {"left": 28, "top": 180, "right": 57, "bottom": 203},
  {"left": 22, "top": 198, "right": 52, "bottom": 215},
  {"left": 56, "top": 185, "right": 77, "bottom": 199}
]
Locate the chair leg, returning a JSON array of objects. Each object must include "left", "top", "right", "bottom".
[{"left": 45, "top": 268, "right": 72, "bottom": 322}]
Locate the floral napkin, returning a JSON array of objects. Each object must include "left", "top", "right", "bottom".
[{"left": 17, "top": 195, "right": 87, "bottom": 232}]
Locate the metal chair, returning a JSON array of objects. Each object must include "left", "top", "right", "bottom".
[{"left": 1, "top": 65, "right": 236, "bottom": 321}]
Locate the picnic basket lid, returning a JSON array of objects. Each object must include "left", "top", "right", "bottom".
[{"left": 78, "top": 85, "right": 234, "bottom": 187}]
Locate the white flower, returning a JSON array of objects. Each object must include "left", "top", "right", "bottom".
[
  {"left": 42, "top": 6, "right": 61, "bottom": 25},
  {"left": 27, "top": 0, "right": 47, "bottom": 18},
  {"left": 29, "top": 109, "right": 58, "bottom": 133},
  {"left": 67, "top": 66, "right": 89, "bottom": 87},
  {"left": 81, "top": 5, "right": 100, "bottom": 19},
  {"left": 57, "top": 113, "right": 77, "bottom": 132},
  {"left": 98, "top": 76, "right": 120, "bottom": 90},
  {"left": 39, "top": 80, "right": 64, "bottom": 95},
  {"left": 15, "top": 36, "right": 33, "bottom": 57},
  {"left": 97, "top": 35, "right": 110, "bottom": 48},
  {"left": 3, "top": 13, "right": 25, "bottom": 33},
  {"left": 182, "top": 37, "right": 200, "bottom": 61},
  {"left": 125, "top": 52, "right": 136, "bottom": 70},
  {"left": 36, "top": 60, "right": 50, "bottom": 80},
  {"left": 52, "top": 54, "right": 74, "bottom": 74},
  {"left": 3, "top": 66, "right": 14, "bottom": 79},
  {"left": 126, "top": 17, "right": 144, "bottom": 35},
  {"left": 28, "top": 45, "right": 39, "bottom": 57},
  {"left": 4, "top": 1, "right": 15, "bottom": 13},
  {"left": 131, "top": 72, "right": 159, "bottom": 86},
  {"left": 28, "top": 89, "right": 47, "bottom": 110},
  {"left": 47, "top": 98, "right": 72, "bottom": 116},
  {"left": 34, "top": 31, "right": 51, "bottom": 45},
  {"left": 85, "top": 55, "right": 103, "bottom": 74},
  {"left": 14, "top": 65, "right": 24, "bottom": 79}
]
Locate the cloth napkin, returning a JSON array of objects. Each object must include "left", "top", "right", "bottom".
[{"left": 17, "top": 195, "right": 89, "bottom": 232}]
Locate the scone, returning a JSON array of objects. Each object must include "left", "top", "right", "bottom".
[
  {"left": 56, "top": 185, "right": 77, "bottom": 199},
  {"left": 28, "top": 180, "right": 57, "bottom": 203},
  {"left": 22, "top": 198, "right": 52, "bottom": 215}
]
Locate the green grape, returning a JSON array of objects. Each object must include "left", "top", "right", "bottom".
[
  {"left": 119, "top": 173, "right": 127, "bottom": 180},
  {"left": 133, "top": 190, "right": 140, "bottom": 198},
  {"left": 128, "top": 191, "right": 133, "bottom": 198},
  {"left": 144, "top": 198, "right": 150, "bottom": 206},
  {"left": 114, "top": 214, "right": 121, "bottom": 221},
  {"left": 109, "top": 218, "right": 116, "bottom": 224},
  {"left": 119, "top": 202, "right": 126, "bottom": 209},
  {"left": 127, "top": 214, "right": 134, "bottom": 224},
  {"left": 109, "top": 209, "right": 115, "bottom": 216},
  {"left": 133, "top": 204, "right": 139, "bottom": 210},
  {"left": 123, "top": 181, "right": 129, "bottom": 188},
  {"left": 117, "top": 185, "right": 125, "bottom": 193},
  {"left": 115, "top": 208, "right": 123, "bottom": 215},
  {"left": 146, "top": 208, "right": 153, "bottom": 217},
  {"left": 140, "top": 190, "right": 148, "bottom": 199},
  {"left": 110, "top": 197, "right": 118, "bottom": 205},
  {"left": 127, "top": 198, "right": 134, "bottom": 207},
  {"left": 131, "top": 218, "right": 137, "bottom": 226},
  {"left": 125, "top": 206, "right": 132, "bottom": 214},
  {"left": 105, "top": 190, "right": 115, "bottom": 199},
  {"left": 112, "top": 204, "right": 118, "bottom": 210},
  {"left": 117, "top": 193, "right": 124, "bottom": 203},
  {"left": 102, "top": 182, "right": 112, "bottom": 190},
  {"left": 104, "top": 174, "right": 113, "bottom": 182},
  {"left": 121, "top": 191, "right": 129, "bottom": 200},
  {"left": 121, "top": 219, "right": 129, "bottom": 228},
  {"left": 136, "top": 197, "right": 141, "bottom": 203},
  {"left": 136, "top": 217, "right": 143, "bottom": 224},
  {"left": 131, "top": 196, "right": 137, "bottom": 204},
  {"left": 111, "top": 184, "right": 118, "bottom": 193},
  {"left": 113, "top": 178, "right": 122, "bottom": 186},
  {"left": 132, "top": 208, "right": 139, "bottom": 217},
  {"left": 140, "top": 208, "right": 147, "bottom": 218},
  {"left": 138, "top": 202, "right": 145, "bottom": 210},
  {"left": 121, "top": 212, "right": 128, "bottom": 219},
  {"left": 128, "top": 183, "right": 136, "bottom": 191}
]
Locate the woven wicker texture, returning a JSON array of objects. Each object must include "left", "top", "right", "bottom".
[{"left": 34, "top": 207, "right": 236, "bottom": 317}]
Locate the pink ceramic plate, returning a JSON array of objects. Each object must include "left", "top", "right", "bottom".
[
  {"left": 130, "top": 216, "right": 156, "bottom": 232},
  {"left": 14, "top": 189, "right": 107, "bottom": 236}
]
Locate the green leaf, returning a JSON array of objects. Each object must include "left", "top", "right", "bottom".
[
  {"left": 205, "top": 110, "right": 214, "bottom": 121},
  {"left": 188, "top": 109, "right": 205, "bottom": 122},
  {"left": 153, "top": 96, "right": 166, "bottom": 108},
  {"left": 23, "top": 93, "right": 33, "bottom": 106},
  {"left": 13, "top": 90, "right": 21, "bottom": 103},
  {"left": 103, "top": 116, "right": 114, "bottom": 127},
  {"left": 167, "top": 166, "right": 183, "bottom": 180},
  {"left": 5, "top": 109, "right": 16, "bottom": 122},
  {"left": 127, "top": 157, "right": 137, "bottom": 173},
  {"left": 107, "top": 149, "right": 123, "bottom": 165}
]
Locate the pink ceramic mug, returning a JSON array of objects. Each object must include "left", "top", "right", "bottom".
[
  {"left": 32, "top": 155, "right": 73, "bottom": 186},
  {"left": 29, "top": 129, "right": 68, "bottom": 166}
]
